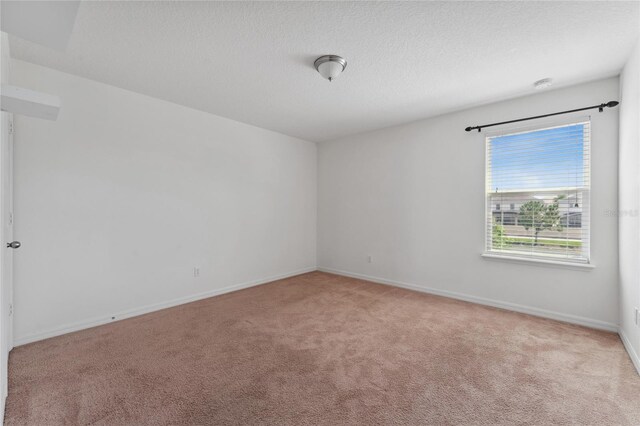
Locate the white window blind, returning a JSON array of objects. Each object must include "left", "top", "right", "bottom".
[{"left": 485, "top": 120, "right": 590, "bottom": 264}]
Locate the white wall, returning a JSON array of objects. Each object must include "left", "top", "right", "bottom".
[
  {"left": 11, "top": 60, "right": 317, "bottom": 344},
  {"left": 619, "top": 38, "right": 640, "bottom": 372},
  {"left": 319, "top": 78, "right": 620, "bottom": 330},
  {"left": 0, "top": 31, "right": 11, "bottom": 423}
]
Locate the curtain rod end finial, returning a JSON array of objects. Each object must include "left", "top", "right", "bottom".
[{"left": 465, "top": 127, "right": 472, "bottom": 132}]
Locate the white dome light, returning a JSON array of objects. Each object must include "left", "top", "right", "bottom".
[{"left": 314, "top": 55, "right": 347, "bottom": 82}]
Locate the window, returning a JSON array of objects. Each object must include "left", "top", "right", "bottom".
[{"left": 485, "top": 121, "right": 590, "bottom": 264}]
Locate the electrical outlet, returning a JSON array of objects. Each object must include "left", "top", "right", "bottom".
[
  {"left": 193, "top": 267, "right": 200, "bottom": 277},
  {"left": 367, "top": 255, "right": 372, "bottom": 263}
]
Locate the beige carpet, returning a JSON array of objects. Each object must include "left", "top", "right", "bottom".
[{"left": 4, "top": 271, "right": 640, "bottom": 425}]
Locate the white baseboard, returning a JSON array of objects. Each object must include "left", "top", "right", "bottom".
[
  {"left": 14, "top": 266, "right": 316, "bottom": 347},
  {"left": 619, "top": 328, "right": 640, "bottom": 376},
  {"left": 1, "top": 394, "right": 5, "bottom": 426},
  {"left": 12, "top": 266, "right": 639, "bottom": 377},
  {"left": 318, "top": 267, "right": 619, "bottom": 332}
]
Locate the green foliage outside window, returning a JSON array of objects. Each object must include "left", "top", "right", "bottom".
[{"left": 517, "top": 196, "right": 565, "bottom": 246}]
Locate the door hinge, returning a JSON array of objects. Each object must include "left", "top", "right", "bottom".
[
  {"left": 8, "top": 304, "right": 12, "bottom": 316},
  {"left": 8, "top": 212, "right": 13, "bottom": 226},
  {"left": 8, "top": 120, "right": 14, "bottom": 135}
]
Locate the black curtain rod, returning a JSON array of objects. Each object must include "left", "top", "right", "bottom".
[{"left": 465, "top": 101, "right": 619, "bottom": 133}]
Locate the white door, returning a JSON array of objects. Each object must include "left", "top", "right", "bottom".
[{"left": 0, "top": 111, "right": 15, "bottom": 403}]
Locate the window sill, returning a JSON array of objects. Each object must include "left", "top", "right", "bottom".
[{"left": 481, "top": 253, "right": 594, "bottom": 271}]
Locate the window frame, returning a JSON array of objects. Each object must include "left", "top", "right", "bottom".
[{"left": 483, "top": 117, "right": 592, "bottom": 268}]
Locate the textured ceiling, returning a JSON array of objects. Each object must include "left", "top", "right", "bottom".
[{"left": 8, "top": 1, "right": 640, "bottom": 142}]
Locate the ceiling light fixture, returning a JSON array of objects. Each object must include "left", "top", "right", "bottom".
[
  {"left": 534, "top": 78, "right": 553, "bottom": 90},
  {"left": 314, "top": 55, "right": 347, "bottom": 82}
]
